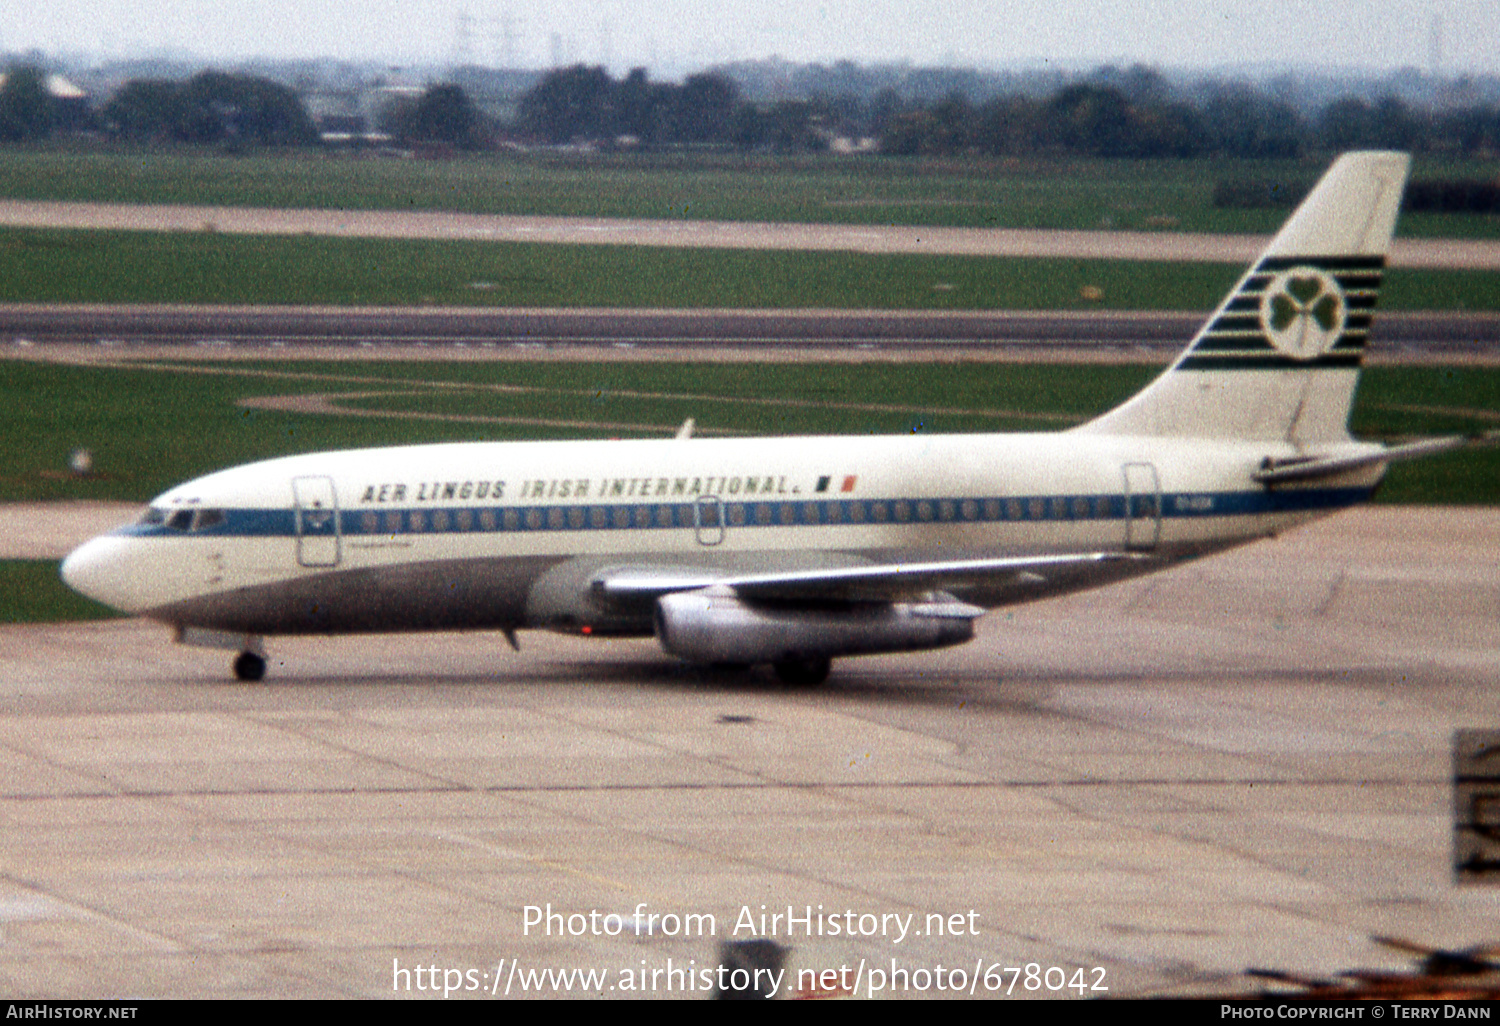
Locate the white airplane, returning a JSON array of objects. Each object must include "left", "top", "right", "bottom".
[{"left": 61, "top": 151, "right": 1468, "bottom": 684}]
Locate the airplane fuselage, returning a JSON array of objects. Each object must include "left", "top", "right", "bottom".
[{"left": 62, "top": 429, "right": 1382, "bottom": 638}]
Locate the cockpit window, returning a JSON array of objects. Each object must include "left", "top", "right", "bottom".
[{"left": 152, "top": 507, "right": 228, "bottom": 532}]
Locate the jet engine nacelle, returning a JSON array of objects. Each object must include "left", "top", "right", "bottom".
[{"left": 653, "top": 586, "right": 981, "bottom": 665}]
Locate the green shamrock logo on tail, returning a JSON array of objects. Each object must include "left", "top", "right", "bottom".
[{"left": 1260, "top": 268, "right": 1346, "bottom": 359}]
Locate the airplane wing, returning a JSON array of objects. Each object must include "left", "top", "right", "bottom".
[
  {"left": 1253, "top": 433, "right": 1496, "bottom": 485},
  {"left": 591, "top": 551, "right": 1133, "bottom": 605}
]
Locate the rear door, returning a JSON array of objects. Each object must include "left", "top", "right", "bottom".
[{"left": 1121, "top": 462, "right": 1161, "bottom": 551}]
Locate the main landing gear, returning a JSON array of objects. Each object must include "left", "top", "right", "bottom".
[
  {"left": 772, "top": 656, "right": 832, "bottom": 687},
  {"left": 233, "top": 651, "right": 267, "bottom": 682}
]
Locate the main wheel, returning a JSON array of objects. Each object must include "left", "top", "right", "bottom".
[
  {"left": 772, "top": 656, "right": 831, "bottom": 687},
  {"left": 232, "top": 651, "right": 266, "bottom": 682}
]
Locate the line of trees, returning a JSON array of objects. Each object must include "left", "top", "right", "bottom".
[
  {"left": 102, "top": 71, "right": 318, "bottom": 146},
  {"left": 1, "top": 63, "right": 489, "bottom": 150},
  {"left": 875, "top": 85, "right": 1500, "bottom": 159},
  {"left": 378, "top": 83, "right": 486, "bottom": 150},
  {"left": 879, "top": 85, "right": 1305, "bottom": 158},
  {"left": 515, "top": 64, "right": 1500, "bottom": 159},
  {"left": 6, "top": 58, "right": 1500, "bottom": 159},
  {"left": 515, "top": 66, "right": 835, "bottom": 151},
  {"left": 519, "top": 66, "right": 744, "bottom": 147}
]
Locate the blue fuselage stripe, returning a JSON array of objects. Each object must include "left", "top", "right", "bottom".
[{"left": 120, "top": 487, "right": 1374, "bottom": 541}]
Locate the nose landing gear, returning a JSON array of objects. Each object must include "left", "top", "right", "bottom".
[
  {"left": 172, "top": 627, "right": 269, "bottom": 682},
  {"left": 232, "top": 651, "right": 267, "bottom": 682}
]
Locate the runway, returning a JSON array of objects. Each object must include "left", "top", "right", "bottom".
[
  {"left": 3, "top": 195, "right": 1498, "bottom": 359},
  {"left": 5, "top": 305, "right": 1500, "bottom": 359},
  {"left": 2, "top": 506, "right": 1497, "bottom": 998}
]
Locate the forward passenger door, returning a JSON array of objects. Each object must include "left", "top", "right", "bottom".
[{"left": 293, "top": 476, "right": 341, "bottom": 567}]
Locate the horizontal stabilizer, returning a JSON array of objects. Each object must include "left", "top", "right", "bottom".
[{"left": 1253, "top": 433, "right": 1494, "bottom": 485}]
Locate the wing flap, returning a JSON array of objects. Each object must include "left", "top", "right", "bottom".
[
  {"left": 593, "top": 552, "right": 1133, "bottom": 605},
  {"left": 725, "top": 552, "right": 1129, "bottom": 599}
]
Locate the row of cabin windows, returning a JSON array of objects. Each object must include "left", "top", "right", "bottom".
[
  {"left": 348, "top": 495, "right": 1140, "bottom": 536},
  {"left": 143, "top": 495, "right": 1161, "bottom": 537}
]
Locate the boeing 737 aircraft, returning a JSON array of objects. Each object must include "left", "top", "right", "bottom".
[{"left": 62, "top": 151, "right": 1466, "bottom": 684}]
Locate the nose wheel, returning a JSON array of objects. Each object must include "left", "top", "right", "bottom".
[{"left": 233, "top": 651, "right": 266, "bottom": 682}]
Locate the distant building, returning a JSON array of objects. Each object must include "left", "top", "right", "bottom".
[{"left": 0, "top": 71, "right": 92, "bottom": 130}]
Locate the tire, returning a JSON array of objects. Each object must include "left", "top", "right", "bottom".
[
  {"left": 772, "top": 656, "right": 831, "bottom": 687},
  {"left": 233, "top": 651, "right": 266, "bottom": 682}
]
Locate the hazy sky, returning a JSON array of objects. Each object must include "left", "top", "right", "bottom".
[{"left": 4, "top": 1, "right": 1496, "bottom": 77}]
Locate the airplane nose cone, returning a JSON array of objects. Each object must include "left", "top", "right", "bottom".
[{"left": 61, "top": 535, "right": 146, "bottom": 612}]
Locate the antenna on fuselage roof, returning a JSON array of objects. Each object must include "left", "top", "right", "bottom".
[{"left": 675, "top": 418, "right": 695, "bottom": 440}]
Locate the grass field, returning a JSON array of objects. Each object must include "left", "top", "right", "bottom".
[
  {"left": 3, "top": 357, "right": 1495, "bottom": 506},
  {"left": 2, "top": 149, "right": 1498, "bottom": 238},
  {"left": 3, "top": 227, "right": 1499, "bottom": 311},
  {"left": 0, "top": 559, "right": 121, "bottom": 623},
  {"left": 4, "top": 354, "right": 1492, "bottom": 625}
]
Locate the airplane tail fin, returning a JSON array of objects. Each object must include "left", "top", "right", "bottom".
[{"left": 1076, "top": 151, "right": 1410, "bottom": 443}]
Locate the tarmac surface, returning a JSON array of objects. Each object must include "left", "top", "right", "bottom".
[
  {"left": 2, "top": 505, "right": 1498, "bottom": 998},
  {"left": 0, "top": 502, "right": 141, "bottom": 559}
]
